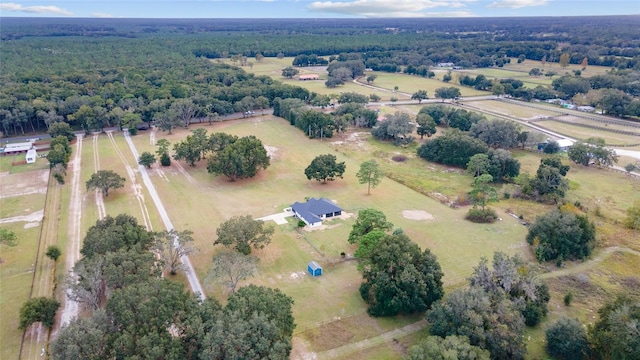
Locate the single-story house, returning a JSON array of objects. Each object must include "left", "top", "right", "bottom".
[
  {"left": 26, "top": 149, "right": 37, "bottom": 164},
  {"left": 298, "top": 74, "right": 319, "bottom": 81},
  {"left": 308, "top": 261, "right": 322, "bottom": 277},
  {"left": 437, "top": 62, "right": 455, "bottom": 67},
  {"left": 291, "top": 197, "right": 342, "bottom": 227}
]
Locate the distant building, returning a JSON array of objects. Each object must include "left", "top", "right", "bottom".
[
  {"left": 298, "top": 74, "right": 319, "bottom": 81},
  {"left": 577, "top": 106, "right": 596, "bottom": 113},
  {"left": 437, "top": 62, "right": 455, "bottom": 67}
]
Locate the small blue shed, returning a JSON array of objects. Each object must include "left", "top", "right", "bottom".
[{"left": 307, "top": 261, "right": 322, "bottom": 277}]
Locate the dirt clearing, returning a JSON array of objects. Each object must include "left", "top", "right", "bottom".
[
  {"left": 0, "top": 169, "right": 49, "bottom": 199},
  {"left": 402, "top": 210, "right": 435, "bottom": 220}
]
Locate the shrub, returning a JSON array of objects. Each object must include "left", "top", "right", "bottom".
[
  {"left": 297, "top": 220, "right": 306, "bottom": 228},
  {"left": 53, "top": 173, "right": 65, "bottom": 184},
  {"left": 160, "top": 153, "right": 171, "bottom": 166},
  {"left": 128, "top": 127, "right": 138, "bottom": 135},
  {"left": 564, "top": 291, "right": 573, "bottom": 306},
  {"left": 465, "top": 208, "right": 497, "bottom": 223}
]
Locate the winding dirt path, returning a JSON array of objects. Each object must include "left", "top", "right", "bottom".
[{"left": 540, "top": 246, "right": 640, "bottom": 280}]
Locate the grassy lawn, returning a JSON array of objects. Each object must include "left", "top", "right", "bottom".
[
  {"left": 0, "top": 153, "right": 49, "bottom": 174},
  {"left": 134, "top": 117, "right": 530, "bottom": 357}
]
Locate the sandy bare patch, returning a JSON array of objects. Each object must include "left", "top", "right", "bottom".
[
  {"left": 0, "top": 168, "right": 49, "bottom": 199},
  {"left": 24, "top": 222, "right": 40, "bottom": 229},
  {"left": 264, "top": 145, "right": 278, "bottom": 159},
  {"left": 402, "top": 210, "right": 435, "bottom": 221},
  {"left": 0, "top": 209, "right": 44, "bottom": 224}
]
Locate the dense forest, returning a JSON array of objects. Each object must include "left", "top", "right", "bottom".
[{"left": 1, "top": 16, "right": 639, "bottom": 136}]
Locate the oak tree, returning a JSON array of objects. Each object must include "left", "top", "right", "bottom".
[
  {"left": 86, "top": 170, "right": 125, "bottom": 197},
  {"left": 215, "top": 215, "right": 274, "bottom": 255},
  {"left": 304, "top": 153, "right": 346, "bottom": 183}
]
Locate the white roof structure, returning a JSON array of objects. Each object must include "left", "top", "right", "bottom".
[
  {"left": 3, "top": 141, "right": 34, "bottom": 152},
  {"left": 556, "top": 139, "right": 575, "bottom": 148},
  {"left": 26, "top": 149, "right": 37, "bottom": 163}
]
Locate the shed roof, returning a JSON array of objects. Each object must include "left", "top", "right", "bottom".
[
  {"left": 308, "top": 261, "right": 322, "bottom": 270},
  {"left": 556, "top": 139, "right": 575, "bottom": 148},
  {"left": 298, "top": 74, "right": 319, "bottom": 80},
  {"left": 3, "top": 142, "right": 34, "bottom": 152}
]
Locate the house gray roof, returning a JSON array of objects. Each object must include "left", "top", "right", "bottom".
[{"left": 291, "top": 198, "right": 342, "bottom": 224}]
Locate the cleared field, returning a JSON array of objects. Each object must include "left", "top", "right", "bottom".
[
  {"left": 366, "top": 72, "right": 488, "bottom": 97},
  {"left": 553, "top": 115, "right": 640, "bottom": 135},
  {"left": 503, "top": 57, "right": 613, "bottom": 77},
  {"left": 535, "top": 120, "right": 640, "bottom": 146},
  {"left": 130, "top": 117, "right": 528, "bottom": 355},
  {"left": 0, "top": 153, "right": 49, "bottom": 174},
  {"left": 466, "top": 100, "right": 559, "bottom": 119},
  {"left": 0, "top": 169, "right": 49, "bottom": 360}
]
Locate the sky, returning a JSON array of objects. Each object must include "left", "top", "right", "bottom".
[{"left": 0, "top": 0, "right": 638, "bottom": 18}]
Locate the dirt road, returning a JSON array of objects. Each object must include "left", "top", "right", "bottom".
[
  {"left": 60, "top": 134, "right": 84, "bottom": 326},
  {"left": 122, "top": 131, "right": 205, "bottom": 300}
]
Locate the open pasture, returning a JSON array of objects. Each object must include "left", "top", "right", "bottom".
[
  {"left": 465, "top": 99, "right": 559, "bottom": 119},
  {"left": 132, "top": 117, "right": 529, "bottom": 354},
  {"left": 0, "top": 169, "right": 49, "bottom": 360},
  {"left": 365, "top": 72, "right": 488, "bottom": 97},
  {"left": 535, "top": 119, "right": 640, "bottom": 146},
  {"left": 503, "top": 57, "right": 613, "bottom": 77}
]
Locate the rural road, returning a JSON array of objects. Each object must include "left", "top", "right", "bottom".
[{"left": 122, "top": 131, "right": 205, "bottom": 300}]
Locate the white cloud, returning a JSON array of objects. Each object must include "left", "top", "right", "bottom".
[
  {"left": 92, "top": 12, "right": 114, "bottom": 18},
  {"left": 308, "top": 0, "right": 477, "bottom": 17},
  {"left": 0, "top": 2, "right": 73, "bottom": 15},
  {"left": 487, "top": 0, "right": 548, "bottom": 8}
]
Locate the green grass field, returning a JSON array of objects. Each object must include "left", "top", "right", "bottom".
[
  {"left": 503, "top": 58, "right": 613, "bottom": 77},
  {"left": 129, "top": 118, "right": 530, "bottom": 356},
  {"left": 365, "top": 72, "right": 488, "bottom": 97},
  {"left": 0, "top": 169, "right": 49, "bottom": 360}
]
